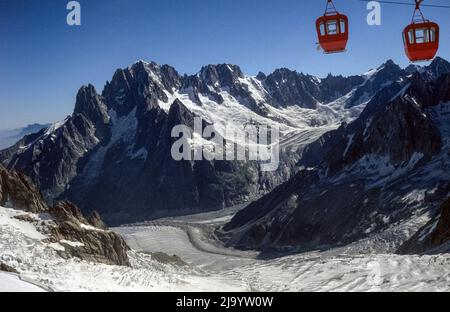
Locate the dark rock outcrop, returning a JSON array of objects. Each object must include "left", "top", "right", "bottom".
[
  {"left": 426, "top": 57, "right": 450, "bottom": 79},
  {"left": 49, "top": 201, "right": 88, "bottom": 224},
  {"left": 3, "top": 114, "right": 100, "bottom": 200},
  {"left": 263, "top": 69, "right": 321, "bottom": 109},
  {"left": 74, "top": 84, "right": 110, "bottom": 126},
  {"left": 48, "top": 202, "right": 130, "bottom": 266},
  {"left": 87, "top": 211, "right": 107, "bottom": 230},
  {"left": 0, "top": 262, "right": 19, "bottom": 274},
  {"left": 398, "top": 198, "right": 450, "bottom": 254},
  {"left": 0, "top": 165, "right": 47, "bottom": 213},
  {"left": 0, "top": 165, "right": 130, "bottom": 266}
]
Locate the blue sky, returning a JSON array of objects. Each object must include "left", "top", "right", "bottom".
[{"left": 0, "top": 0, "right": 449, "bottom": 130}]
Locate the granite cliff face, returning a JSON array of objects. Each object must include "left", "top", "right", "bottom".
[{"left": 0, "top": 165, "right": 48, "bottom": 213}]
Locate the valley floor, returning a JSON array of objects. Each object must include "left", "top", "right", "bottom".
[
  {"left": 117, "top": 208, "right": 450, "bottom": 292},
  {"left": 2, "top": 205, "right": 450, "bottom": 292}
]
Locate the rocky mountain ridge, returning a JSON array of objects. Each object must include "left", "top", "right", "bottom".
[{"left": 221, "top": 59, "right": 450, "bottom": 253}]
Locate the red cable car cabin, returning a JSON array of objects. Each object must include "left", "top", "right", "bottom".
[
  {"left": 316, "top": 1, "right": 349, "bottom": 53},
  {"left": 403, "top": 22, "right": 439, "bottom": 62},
  {"left": 402, "top": 0, "right": 440, "bottom": 62}
]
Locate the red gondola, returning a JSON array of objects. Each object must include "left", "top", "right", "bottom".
[
  {"left": 403, "top": 0, "right": 439, "bottom": 62},
  {"left": 316, "top": 0, "right": 349, "bottom": 53}
]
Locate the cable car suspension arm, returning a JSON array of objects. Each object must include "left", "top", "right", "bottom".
[
  {"left": 324, "top": 0, "right": 338, "bottom": 16},
  {"left": 358, "top": 0, "right": 450, "bottom": 9}
]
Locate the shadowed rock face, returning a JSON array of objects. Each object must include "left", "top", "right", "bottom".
[
  {"left": 398, "top": 198, "right": 450, "bottom": 254},
  {"left": 0, "top": 165, "right": 130, "bottom": 266},
  {"left": 48, "top": 201, "right": 130, "bottom": 266},
  {"left": 262, "top": 68, "right": 364, "bottom": 109},
  {"left": 87, "top": 211, "right": 107, "bottom": 230},
  {"left": 0, "top": 165, "right": 47, "bottom": 213},
  {"left": 304, "top": 91, "right": 442, "bottom": 175},
  {"left": 2, "top": 114, "right": 100, "bottom": 201},
  {"left": 221, "top": 71, "right": 450, "bottom": 253},
  {"left": 75, "top": 84, "right": 110, "bottom": 127},
  {"left": 0, "top": 262, "right": 19, "bottom": 274}
]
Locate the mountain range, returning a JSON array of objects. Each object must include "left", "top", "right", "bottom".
[
  {"left": 0, "top": 124, "right": 50, "bottom": 150},
  {"left": 221, "top": 59, "right": 450, "bottom": 254},
  {"left": 1, "top": 57, "right": 450, "bottom": 236}
]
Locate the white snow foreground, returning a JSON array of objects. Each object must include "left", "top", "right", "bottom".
[
  {"left": 3, "top": 203, "right": 450, "bottom": 292},
  {"left": 0, "top": 206, "right": 246, "bottom": 292},
  {"left": 118, "top": 211, "right": 450, "bottom": 292},
  {"left": 0, "top": 272, "right": 45, "bottom": 292}
]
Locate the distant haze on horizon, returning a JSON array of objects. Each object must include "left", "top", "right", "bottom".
[{"left": 1, "top": 0, "right": 449, "bottom": 129}]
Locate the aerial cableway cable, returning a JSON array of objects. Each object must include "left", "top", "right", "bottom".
[{"left": 359, "top": 0, "right": 450, "bottom": 9}]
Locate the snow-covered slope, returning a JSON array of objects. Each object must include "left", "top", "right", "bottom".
[
  {"left": 0, "top": 205, "right": 248, "bottom": 292},
  {"left": 0, "top": 272, "right": 46, "bottom": 292},
  {"left": 0, "top": 164, "right": 248, "bottom": 291},
  {"left": 3, "top": 201, "right": 450, "bottom": 292}
]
